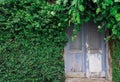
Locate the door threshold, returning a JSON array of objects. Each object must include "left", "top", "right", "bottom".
[{"left": 65, "top": 78, "right": 111, "bottom": 82}]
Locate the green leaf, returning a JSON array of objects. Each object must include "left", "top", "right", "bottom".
[
  {"left": 106, "top": 23, "right": 111, "bottom": 29},
  {"left": 112, "top": 25, "right": 117, "bottom": 34},
  {"left": 0, "top": 0, "right": 5, "bottom": 4},
  {"left": 110, "top": 6, "right": 118, "bottom": 16},
  {"left": 99, "top": 29, "right": 104, "bottom": 33},
  {"left": 71, "top": 0, "right": 77, "bottom": 6},
  {"left": 84, "top": 17, "right": 90, "bottom": 22},
  {"left": 71, "top": 12, "right": 76, "bottom": 22},
  {"left": 106, "top": 0, "right": 113, "bottom": 5},
  {"left": 78, "top": 5, "right": 84, "bottom": 12},
  {"left": 114, "top": 0, "right": 120, "bottom": 2},
  {"left": 68, "top": 7, "right": 74, "bottom": 15},
  {"left": 76, "top": 12, "right": 80, "bottom": 23},
  {"left": 102, "top": 2, "right": 108, "bottom": 9},
  {"left": 92, "top": 0, "right": 98, "bottom": 3},
  {"left": 63, "top": 0, "right": 68, "bottom": 6},
  {"left": 115, "top": 13, "right": 120, "bottom": 21},
  {"left": 96, "top": 7, "right": 101, "bottom": 14}
]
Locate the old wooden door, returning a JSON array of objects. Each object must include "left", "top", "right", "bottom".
[{"left": 64, "top": 22, "right": 106, "bottom": 78}]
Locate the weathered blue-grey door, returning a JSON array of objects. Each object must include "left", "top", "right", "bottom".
[{"left": 64, "top": 22, "right": 106, "bottom": 78}]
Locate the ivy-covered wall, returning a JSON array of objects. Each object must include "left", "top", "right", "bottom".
[
  {"left": 112, "top": 41, "right": 120, "bottom": 82},
  {"left": 0, "top": 0, "right": 67, "bottom": 82},
  {"left": 0, "top": 0, "right": 120, "bottom": 82}
]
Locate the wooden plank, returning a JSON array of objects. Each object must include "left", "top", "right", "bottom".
[
  {"left": 68, "top": 50, "right": 82, "bottom": 54},
  {"left": 65, "top": 78, "right": 110, "bottom": 82},
  {"left": 65, "top": 72, "right": 85, "bottom": 78}
]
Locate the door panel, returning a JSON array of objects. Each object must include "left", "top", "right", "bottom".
[
  {"left": 69, "top": 31, "right": 82, "bottom": 50},
  {"left": 88, "top": 53, "right": 102, "bottom": 72}
]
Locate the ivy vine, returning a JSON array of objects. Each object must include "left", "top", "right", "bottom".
[{"left": 56, "top": 0, "right": 120, "bottom": 39}]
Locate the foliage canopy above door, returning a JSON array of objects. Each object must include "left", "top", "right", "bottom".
[
  {"left": 35, "top": 0, "right": 120, "bottom": 40},
  {"left": 64, "top": 22, "right": 107, "bottom": 78},
  {"left": 61, "top": 0, "right": 120, "bottom": 40}
]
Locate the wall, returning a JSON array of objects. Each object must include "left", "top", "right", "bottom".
[{"left": 112, "top": 40, "right": 120, "bottom": 82}]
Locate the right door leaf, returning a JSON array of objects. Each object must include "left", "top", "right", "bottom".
[{"left": 86, "top": 22, "right": 104, "bottom": 77}]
